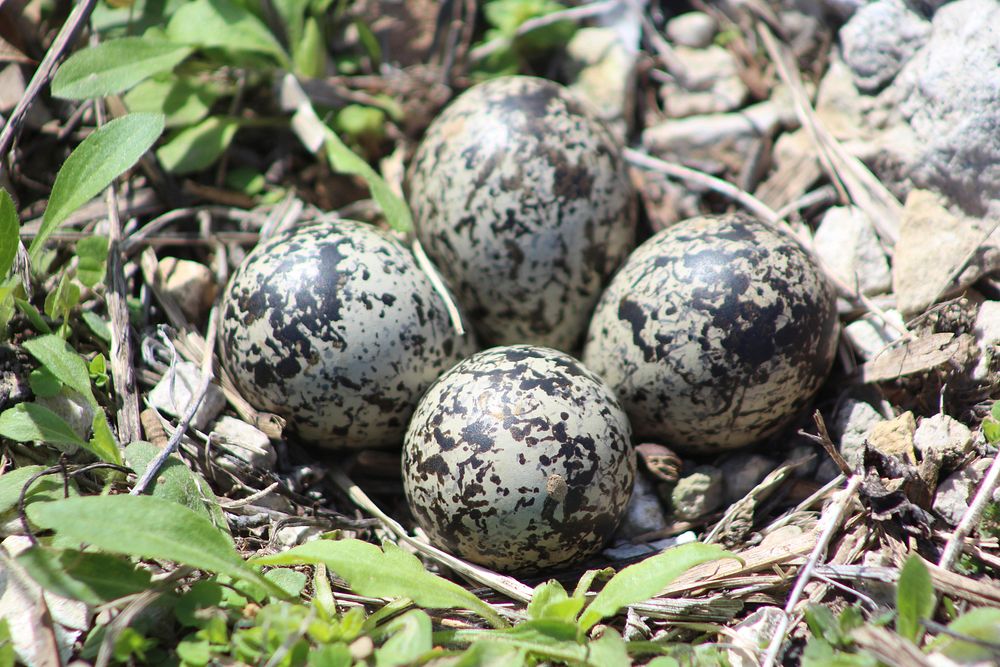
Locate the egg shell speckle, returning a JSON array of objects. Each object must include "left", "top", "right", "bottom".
[
  {"left": 402, "top": 345, "right": 635, "bottom": 573},
  {"left": 220, "top": 220, "right": 476, "bottom": 450},
  {"left": 583, "top": 214, "right": 839, "bottom": 453},
  {"left": 407, "top": 75, "right": 636, "bottom": 352}
]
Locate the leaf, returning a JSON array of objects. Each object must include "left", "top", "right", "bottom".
[
  {"left": 0, "top": 189, "right": 19, "bottom": 278},
  {"left": 82, "top": 311, "right": 112, "bottom": 343},
  {"left": 896, "top": 554, "right": 934, "bottom": 642},
  {"left": 16, "top": 546, "right": 152, "bottom": 605},
  {"left": 0, "top": 619, "right": 14, "bottom": 667},
  {"left": 449, "top": 621, "right": 592, "bottom": 665},
  {"left": 584, "top": 628, "right": 630, "bottom": 667},
  {"left": 75, "top": 235, "right": 109, "bottom": 288},
  {"left": 578, "top": 542, "right": 736, "bottom": 632},
  {"left": 252, "top": 539, "right": 503, "bottom": 627},
  {"left": 323, "top": 129, "right": 412, "bottom": 232},
  {"left": 15, "top": 298, "right": 52, "bottom": 334},
  {"left": 156, "top": 116, "right": 240, "bottom": 174},
  {"left": 452, "top": 642, "right": 526, "bottom": 667},
  {"left": 51, "top": 37, "right": 193, "bottom": 100},
  {"left": 265, "top": 568, "right": 307, "bottom": 598},
  {"left": 936, "top": 607, "right": 1000, "bottom": 662},
  {"left": 23, "top": 335, "right": 96, "bottom": 406},
  {"left": 991, "top": 401, "right": 1000, "bottom": 422},
  {"left": 25, "top": 494, "right": 285, "bottom": 598},
  {"left": 293, "top": 16, "right": 326, "bottom": 78},
  {"left": 526, "top": 580, "right": 585, "bottom": 624},
  {"left": 0, "top": 402, "right": 87, "bottom": 447},
  {"left": 375, "top": 610, "right": 433, "bottom": 667},
  {"left": 124, "top": 76, "right": 220, "bottom": 128},
  {"left": 125, "top": 440, "right": 228, "bottom": 532},
  {"left": 0, "top": 465, "right": 61, "bottom": 515},
  {"left": 29, "top": 113, "right": 164, "bottom": 263},
  {"left": 89, "top": 411, "right": 122, "bottom": 465},
  {"left": 984, "top": 419, "right": 1000, "bottom": 445},
  {"left": 29, "top": 366, "right": 62, "bottom": 398},
  {"left": 166, "top": 0, "right": 289, "bottom": 66}
]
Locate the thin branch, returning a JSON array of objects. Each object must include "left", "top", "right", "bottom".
[
  {"left": 760, "top": 475, "right": 863, "bottom": 667},
  {"left": 131, "top": 307, "right": 219, "bottom": 496},
  {"left": 0, "top": 0, "right": 98, "bottom": 166},
  {"left": 938, "top": 453, "right": 1000, "bottom": 571}
]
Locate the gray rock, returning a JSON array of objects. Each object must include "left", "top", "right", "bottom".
[
  {"left": 972, "top": 301, "right": 1000, "bottom": 381},
  {"left": 617, "top": 472, "right": 668, "bottom": 538},
  {"left": 665, "top": 12, "right": 718, "bottom": 48},
  {"left": 833, "top": 399, "right": 884, "bottom": 467},
  {"left": 844, "top": 310, "right": 906, "bottom": 360},
  {"left": 814, "top": 206, "right": 892, "bottom": 296},
  {"left": 157, "top": 257, "right": 217, "bottom": 322},
  {"left": 787, "top": 443, "right": 820, "bottom": 477},
  {"left": 933, "top": 457, "right": 993, "bottom": 525},
  {"left": 727, "top": 607, "right": 786, "bottom": 667},
  {"left": 671, "top": 465, "right": 724, "bottom": 520},
  {"left": 211, "top": 415, "right": 276, "bottom": 469},
  {"left": 840, "top": 0, "right": 930, "bottom": 92},
  {"left": 719, "top": 454, "right": 775, "bottom": 503},
  {"left": 892, "top": 0, "right": 1000, "bottom": 217},
  {"left": 913, "top": 413, "right": 973, "bottom": 464},
  {"left": 564, "top": 27, "right": 636, "bottom": 141},
  {"left": 148, "top": 361, "right": 226, "bottom": 431},
  {"left": 662, "top": 45, "right": 748, "bottom": 117}
]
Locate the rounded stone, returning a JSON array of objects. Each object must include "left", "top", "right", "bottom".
[
  {"left": 402, "top": 345, "right": 635, "bottom": 573},
  {"left": 219, "top": 220, "right": 476, "bottom": 450},
  {"left": 407, "top": 75, "right": 635, "bottom": 351},
  {"left": 583, "top": 213, "right": 839, "bottom": 453}
]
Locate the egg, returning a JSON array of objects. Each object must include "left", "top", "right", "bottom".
[
  {"left": 219, "top": 220, "right": 476, "bottom": 450},
  {"left": 407, "top": 75, "right": 636, "bottom": 352},
  {"left": 402, "top": 345, "right": 635, "bottom": 573},
  {"left": 583, "top": 214, "right": 839, "bottom": 453}
]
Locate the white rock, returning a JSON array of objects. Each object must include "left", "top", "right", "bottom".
[
  {"left": 727, "top": 607, "right": 786, "bottom": 667},
  {"left": 564, "top": 27, "right": 636, "bottom": 140},
  {"left": 933, "top": 458, "right": 993, "bottom": 526},
  {"left": 892, "top": 0, "right": 1000, "bottom": 217},
  {"left": 157, "top": 257, "right": 217, "bottom": 322},
  {"left": 665, "top": 12, "right": 718, "bottom": 48},
  {"left": 892, "top": 189, "right": 1000, "bottom": 315},
  {"left": 662, "top": 45, "right": 748, "bottom": 117},
  {"left": 972, "top": 301, "right": 1000, "bottom": 380},
  {"left": 832, "top": 399, "right": 884, "bottom": 467},
  {"left": 671, "top": 465, "right": 724, "bottom": 520},
  {"left": 814, "top": 206, "right": 892, "bottom": 296},
  {"left": 844, "top": 310, "right": 906, "bottom": 360},
  {"left": 839, "top": 0, "right": 930, "bottom": 92},
  {"left": 273, "top": 524, "right": 325, "bottom": 548},
  {"left": 211, "top": 415, "right": 276, "bottom": 469},
  {"left": 719, "top": 454, "right": 775, "bottom": 503},
  {"left": 148, "top": 361, "right": 226, "bottom": 431},
  {"left": 1, "top": 536, "right": 89, "bottom": 666},
  {"left": 914, "top": 414, "right": 973, "bottom": 464},
  {"left": 617, "top": 472, "right": 668, "bottom": 538}
]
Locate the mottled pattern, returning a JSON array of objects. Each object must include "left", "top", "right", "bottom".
[
  {"left": 407, "top": 76, "right": 636, "bottom": 352},
  {"left": 583, "top": 214, "right": 839, "bottom": 453},
  {"left": 220, "top": 220, "right": 477, "bottom": 450},
  {"left": 403, "top": 345, "right": 635, "bottom": 573}
]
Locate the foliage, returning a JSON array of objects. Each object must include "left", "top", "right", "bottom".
[{"left": 475, "top": 0, "right": 577, "bottom": 77}]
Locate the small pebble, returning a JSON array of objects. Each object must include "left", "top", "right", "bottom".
[
  {"left": 148, "top": 360, "right": 226, "bottom": 431},
  {"left": 665, "top": 11, "right": 718, "bottom": 48},
  {"left": 670, "top": 465, "right": 724, "bottom": 520},
  {"left": 913, "top": 413, "right": 973, "bottom": 465}
]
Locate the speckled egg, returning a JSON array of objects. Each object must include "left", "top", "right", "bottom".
[
  {"left": 402, "top": 345, "right": 635, "bottom": 573},
  {"left": 407, "top": 75, "right": 636, "bottom": 352},
  {"left": 583, "top": 214, "right": 839, "bottom": 453},
  {"left": 219, "top": 220, "right": 477, "bottom": 450}
]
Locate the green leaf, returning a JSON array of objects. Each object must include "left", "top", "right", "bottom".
[
  {"left": 26, "top": 494, "right": 285, "bottom": 598},
  {"left": 125, "top": 440, "right": 228, "bottom": 532},
  {"left": 16, "top": 546, "right": 153, "bottom": 605},
  {"left": 51, "top": 37, "right": 193, "bottom": 100},
  {"left": 293, "top": 16, "right": 326, "bottom": 78},
  {"left": 252, "top": 539, "right": 504, "bottom": 627},
  {"left": 23, "top": 335, "right": 96, "bottom": 406},
  {"left": 29, "top": 366, "right": 63, "bottom": 398},
  {"left": 75, "top": 235, "right": 109, "bottom": 288},
  {"left": 526, "top": 580, "right": 585, "bottom": 624},
  {"left": 578, "top": 542, "right": 736, "bottom": 632},
  {"left": 308, "top": 643, "right": 353, "bottom": 667},
  {"left": 15, "top": 298, "right": 52, "bottom": 334},
  {"left": 451, "top": 642, "right": 526, "bottom": 667},
  {"left": 89, "top": 411, "right": 122, "bottom": 465},
  {"left": 323, "top": 129, "right": 411, "bottom": 232},
  {"left": 167, "top": 0, "right": 289, "bottom": 66},
  {"left": 82, "top": 311, "right": 112, "bottom": 343},
  {"left": 448, "top": 620, "right": 591, "bottom": 665},
  {"left": 375, "top": 610, "right": 433, "bottom": 667},
  {"left": 29, "top": 113, "right": 164, "bottom": 264},
  {"left": 156, "top": 116, "right": 240, "bottom": 174},
  {"left": 265, "top": 568, "right": 308, "bottom": 598},
  {"left": 43, "top": 272, "right": 81, "bottom": 322},
  {"left": 983, "top": 419, "right": 1000, "bottom": 444},
  {"left": 0, "top": 465, "right": 66, "bottom": 516},
  {"left": 991, "top": 401, "right": 1000, "bottom": 422},
  {"left": 0, "top": 189, "right": 19, "bottom": 278},
  {"left": 935, "top": 607, "right": 1000, "bottom": 662},
  {"left": 0, "top": 619, "right": 14, "bottom": 667},
  {"left": 585, "top": 628, "right": 629, "bottom": 667},
  {"left": 0, "top": 402, "right": 87, "bottom": 447},
  {"left": 124, "top": 76, "right": 220, "bottom": 128},
  {"left": 896, "top": 554, "right": 934, "bottom": 642}
]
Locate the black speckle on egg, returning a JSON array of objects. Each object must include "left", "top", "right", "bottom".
[
  {"left": 219, "top": 220, "right": 477, "bottom": 450},
  {"left": 407, "top": 76, "right": 636, "bottom": 352},
  {"left": 583, "top": 214, "right": 839, "bottom": 453},
  {"left": 402, "top": 345, "right": 635, "bottom": 573}
]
